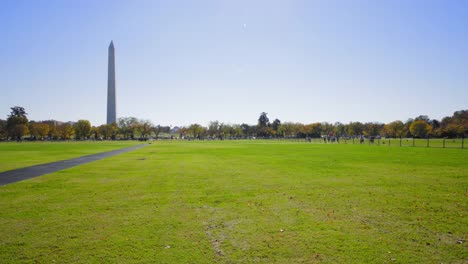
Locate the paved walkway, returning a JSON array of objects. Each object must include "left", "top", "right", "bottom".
[{"left": 0, "top": 144, "right": 148, "bottom": 186}]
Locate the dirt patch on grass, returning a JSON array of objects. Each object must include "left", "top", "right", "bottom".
[{"left": 203, "top": 223, "right": 225, "bottom": 257}]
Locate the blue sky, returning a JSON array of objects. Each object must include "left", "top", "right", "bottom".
[{"left": 1, "top": 0, "right": 467, "bottom": 126}]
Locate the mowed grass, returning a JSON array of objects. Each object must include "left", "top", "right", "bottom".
[
  {"left": 287, "top": 137, "right": 465, "bottom": 149},
  {"left": 0, "top": 141, "right": 467, "bottom": 263},
  {"left": 0, "top": 141, "right": 140, "bottom": 172}
]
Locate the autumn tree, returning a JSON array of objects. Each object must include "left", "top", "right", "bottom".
[
  {"left": 346, "top": 122, "right": 364, "bottom": 136},
  {"left": 382, "top": 121, "right": 404, "bottom": 138},
  {"left": 302, "top": 124, "right": 313, "bottom": 138},
  {"left": 91, "top": 126, "right": 101, "bottom": 140},
  {"left": 137, "top": 120, "right": 154, "bottom": 139},
  {"left": 363, "top": 122, "right": 383, "bottom": 137},
  {"left": 442, "top": 122, "right": 463, "bottom": 137},
  {"left": 56, "top": 123, "right": 75, "bottom": 140},
  {"left": 452, "top": 110, "right": 468, "bottom": 133},
  {"left": 439, "top": 110, "right": 468, "bottom": 137},
  {"left": 47, "top": 122, "right": 58, "bottom": 139},
  {"left": 29, "top": 122, "right": 50, "bottom": 140},
  {"left": 98, "top": 123, "right": 118, "bottom": 140},
  {"left": 74, "top": 120, "right": 92, "bottom": 140},
  {"left": 410, "top": 120, "right": 431, "bottom": 138},
  {"left": 265, "top": 126, "right": 275, "bottom": 137},
  {"left": 37, "top": 123, "right": 50, "bottom": 140},
  {"left": 294, "top": 123, "right": 306, "bottom": 137},
  {"left": 308, "top": 123, "right": 322, "bottom": 137}
]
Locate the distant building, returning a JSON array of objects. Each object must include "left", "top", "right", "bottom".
[{"left": 107, "top": 41, "right": 117, "bottom": 124}]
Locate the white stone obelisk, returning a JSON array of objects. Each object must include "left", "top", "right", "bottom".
[{"left": 107, "top": 41, "right": 117, "bottom": 124}]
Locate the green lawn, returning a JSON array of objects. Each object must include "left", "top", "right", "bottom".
[
  {"left": 284, "top": 137, "right": 465, "bottom": 149},
  {"left": 0, "top": 141, "right": 140, "bottom": 172},
  {"left": 0, "top": 141, "right": 467, "bottom": 263}
]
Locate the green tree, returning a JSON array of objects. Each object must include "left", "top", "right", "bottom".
[
  {"left": 258, "top": 112, "right": 269, "bottom": 127},
  {"left": 257, "top": 112, "right": 270, "bottom": 137},
  {"left": 321, "top": 122, "right": 334, "bottom": 137},
  {"left": 429, "top": 119, "right": 441, "bottom": 136},
  {"left": 272, "top": 119, "right": 281, "bottom": 133},
  {"left": 334, "top": 122, "right": 346, "bottom": 137},
  {"left": 278, "top": 122, "right": 296, "bottom": 137},
  {"left": 74, "top": 120, "right": 92, "bottom": 140},
  {"left": 7, "top": 106, "right": 29, "bottom": 140},
  {"left": 208, "top": 121, "right": 220, "bottom": 138},
  {"left": 222, "top": 124, "right": 234, "bottom": 138},
  {"left": 154, "top": 125, "right": 163, "bottom": 139},
  {"left": 414, "top": 115, "right": 430, "bottom": 123},
  {"left": 0, "top": 119, "right": 7, "bottom": 140},
  {"left": 215, "top": 123, "right": 228, "bottom": 139},
  {"left": 231, "top": 124, "right": 242, "bottom": 137},
  {"left": 240, "top": 123, "right": 251, "bottom": 137},
  {"left": 118, "top": 117, "right": 139, "bottom": 139},
  {"left": 137, "top": 120, "right": 154, "bottom": 139},
  {"left": 402, "top": 119, "right": 413, "bottom": 138},
  {"left": 187, "top": 123, "right": 205, "bottom": 139}
]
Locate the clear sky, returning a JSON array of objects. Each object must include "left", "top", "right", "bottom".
[{"left": 1, "top": 0, "right": 467, "bottom": 126}]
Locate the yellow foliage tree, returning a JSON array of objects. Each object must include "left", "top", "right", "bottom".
[{"left": 409, "top": 120, "right": 431, "bottom": 138}]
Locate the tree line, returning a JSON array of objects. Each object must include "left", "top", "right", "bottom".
[
  {"left": 178, "top": 111, "right": 467, "bottom": 140},
  {"left": 0, "top": 107, "right": 466, "bottom": 141},
  {"left": 0, "top": 107, "right": 171, "bottom": 141}
]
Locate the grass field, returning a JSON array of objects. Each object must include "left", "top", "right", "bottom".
[
  {"left": 0, "top": 141, "right": 467, "bottom": 263},
  {"left": 0, "top": 141, "right": 140, "bottom": 172},
  {"left": 278, "top": 137, "right": 465, "bottom": 149}
]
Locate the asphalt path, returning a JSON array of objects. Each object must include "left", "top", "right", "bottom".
[{"left": 0, "top": 144, "right": 148, "bottom": 186}]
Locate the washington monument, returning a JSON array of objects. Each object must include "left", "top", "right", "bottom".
[{"left": 107, "top": 40, "right": 116, "bottom": 124}]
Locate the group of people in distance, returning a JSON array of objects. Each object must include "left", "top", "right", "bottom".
[
  {"left": 321, "top": 135, "right": 368, "bottom": 144},
  {"left": 322, "top": 135, "right": 340, "bottom": 143}
]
